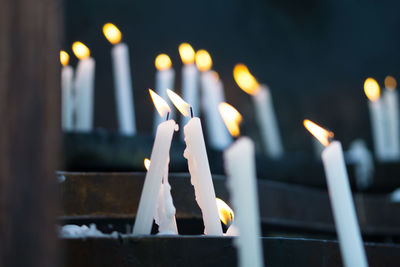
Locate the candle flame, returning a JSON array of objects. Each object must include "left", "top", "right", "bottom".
[
  {"left": 60, "top": 50, "right": 69, "bottom": 66},
  {"left": 149, "top": 89, "right": 171, "bottom": 118},
  {"left": 303, "top": 119, "right": 334, "bottom": 147},
  {"left": 155, "top": 54, "right": 172, "bottom": 71},
  {"left": 195, "top": 49, "right": 212, "bottom": 71},
  {"left": 364, "top": 78, "right": 380, "bottom": 101},
  {"left": 103, "top": 23, "right": 122, "bottom": 45},
  {"left": 144, "top": 158, "right": 151, "bottom": 171},
  {"left": 233, "top": 64, "right": 260, "bottom": 95},
  {"left": 166, "top": 89, "right": 191, "bottom": 117},
  {"left": 385, "top": 75, "right": 397, "bottom": 91},
  {"left": 72, "top": 41, "right": 90, "bottom": 60},
  {"left": 179, "top": 43, "right": 195, "bottom": 64},
  {"left": 218, "top": 102, "right": 242, "bottom": 137},
  {"left": 216, "top": 198, "right": 234, "bottom": 227}
]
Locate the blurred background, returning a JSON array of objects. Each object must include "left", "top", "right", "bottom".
[{"left": 63, "top": 0, "right": 400, "bottom": 152}]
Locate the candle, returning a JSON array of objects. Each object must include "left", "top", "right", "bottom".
[
  {"left": 304, "top": 120, "right": 368, "bottom": 267},
  {"left": 179, "top": 43, "right": 199, "bottom": 139},
  {"left": 195, "top": 50, "right": 232, "bottom": 150},
  {"left": 383, "top": 76, "right": 400, "bottom": 159},
  {"left": 219, "top": 102, "right": 264, "bottom": 267},
  {"left": 60, "top": 50, "right": 74, "bottom": 131},
  {"left": 144, "top": 158, "right": 178, "bottom": 234},
  {"left": 72, "top": 41, "right": 95, "bottom": 132},
  {"left": 364, "top": 78, "right": 387, "bottom": 161},
  {"left": 215, "top": 198, "right": 237, "bottom": 235},
  {"left": 167, "top": 89, "right": 222, "bottom": 235},
  {"left": 233, "top": 64, "right": 283, "bottom": 158},
  {"left": 103, "top": 23, "right": 136, "bottom": 136},
  {"left": 133, "top": 89, "right": 178, "bottom": 235},
  {"left": 154, "top": 54, "right": 175, "bottom": 134}
]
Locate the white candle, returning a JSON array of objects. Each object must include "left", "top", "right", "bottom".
[
  {"left": 60, "top": 51, "right": 74, "bottom": 131},
  {"left": 179, "top": 43, "right": 199, "bottom": 139},
  {"left": 304, "top": 120, "right": 368, "bottom": 267},
  {"left": 72, "top": 42, "right": 95, "bottom": 132},
  {"left": 196, "top": 50, "right": 232, "bottom": 150},
  {"left": 234, "top": 64, "right": 283, "bottom": 158},
  {"left": 167, "top": 89, "right": 223, "bottom": 235},
  {"left": 383, "top": 76, "right": 399, "bottom": 159},
  {"left": 154, "top": 54, "right": 175, "bottom": 134},
  {"left": 103, "top": 23, "right": 136, "bottom": 136},
  {"left": 364, "top": 78, "right": 387, "bottom": 161},
  {"left": 219, "top": 102, "right": 264, "bottom": 267},
  {"left": 133, "top": 90, "right": 177, "bottom": 235}
]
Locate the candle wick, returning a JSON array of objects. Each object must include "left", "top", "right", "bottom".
[
  {"left": 166, "top": 112, "right": 170, "bottom": 121},
  {"left": 190, "top": 107, "right": 193, "bottom": 118}
]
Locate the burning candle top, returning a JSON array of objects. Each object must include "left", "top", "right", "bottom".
[
  {"left": 72, "top": 41, "right": 90, "bottom": 60},
  {"left": 385, "top": 75, "right": 397, "bottom": 91},
  {"left": 60, "top": 50, "right": 74, "bottom": 131},
  {"left": 179, "top": 43, "right": 196, "bottom": 65},
  {"left": 216, "top": 197, "right": 234, "bottom": 227},
  {"left": 103, "top": 23, "right": 122, "bottom": 45},
  {"left": 60, "top": 50, "right": 70, "bottom": 67}
]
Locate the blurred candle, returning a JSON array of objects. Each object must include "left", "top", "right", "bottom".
[
  {"left": 72, "top": 41, "right": 95, "bottom": 132},
  {"left": 103, "top": 23, "right": 136, "bottom": 136},
  {"left": 154, "top": 54, "right": 175, "bottom": 134},
  {"left": 133, "top": 90, "right": 178, "bottom": 235},
  {"left": 233, "top": 64, "right": 283, "bottom": 158},
  {"left": 179, "top": 43, "right": 199, "bottom": 139},
  {"left": 219, "top": 102, "right": 264, "bottom": 267},
  {"left": 304, "top": 120, "right": 368, "bottom": 267},
  {"left": 364, "top": 78, "right": 387, "bottom": 161},
  {"left": 167, "top": 89, "right": 222, "bottom": 235},
  {"left": 60, "top": 50, "right": 74, "bottom": 131},
  {"left": 196, "top": 50, "right": 232, "bottom": 150},
  {"left": 384, "top": 76, "right": 399, "bottom": 159}
]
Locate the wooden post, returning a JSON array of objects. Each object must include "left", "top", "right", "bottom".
[{"left": 0, "top": 0, "right": 61, "bottom": 266}]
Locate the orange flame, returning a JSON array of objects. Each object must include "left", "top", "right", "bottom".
[
  {"left": 233, "top": 64, "right": 260, "bottom": 95},
  {"left": 179, "top": 43, "right": 195, "bottom": 64},
  {"left": 385, "top": 76, "right": 397, "bottom": 91},
  {"left": 149, "top": 89, "right": 171, "bottom": 118},
  {"left": 166, "top": 89, "right": 191, "bottom": 117},
  {"left": 144, "top": 158, "right": 151, "bottom": 171},
  {"left": 364, "top": 78, "right": 380, "bottom": 102},
  {"left": 103, "top": 23, "right": 122, "bottom": 45},
  {"left": 216, "top": 198, "right": 234, "bottom": 226},
  {"left": 60, "top": 50, "right": 69, "bottom": 66},
  {"left": 195, "top": 50, "right": 212, "bottom": 71},
  {"left": 303, "top": 119, "right": 334, "bottom": 147},
  {"left": 218, "top": 102, "right": 242, "bottom": 137},
  {"left": 72, "top": 41, "right": 90, "bottom": 60}
]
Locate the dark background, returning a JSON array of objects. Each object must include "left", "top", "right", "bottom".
[{"left": 63, "top": 0, "right": 400, "bottom": 153}]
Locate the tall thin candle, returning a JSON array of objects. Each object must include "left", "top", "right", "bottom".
[
  {"left": 383, "top": 76, "right": 399, "bottom": 159},
  {"left": 60, "top": 50, "right": 74, "bottom": 131}
]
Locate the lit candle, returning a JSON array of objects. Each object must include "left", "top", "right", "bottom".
[
  {"left": 144, "top": 158, "right": 178, "bottom": 235},
  {"left": 304, "top": 120, "right": 368, "bottom": 267},
  {"left": 60, "top": 50, "right": 75, "bottom": 131},
  {"left": 216, "top": 198, "right": 238, "bottom": 235},
  {"left": 167, "top": 89, "right": 222, "bottom": 235},
  {"left": 383, "top": 76, "right": 399, "bottom": 159},
  {"left": 196, "top": 50, "right": 232, "bottom": 150},
  {"left": 233, "top": 64, "right": 283, "bottom": 158},
  {"left": 103, "top": 23, "right": 136, "bottom": 136},
  {"left": 179, "top": 43, "right": 199, "bottom": 139},
  {"left": 154, "top": 54, "right": 175, "bottom": 134},
  {"left": 219, "top": 102, "right": 264, "bottom": 267},
  {"left": 364, "top": 78, "right": 387, "bottom": 161},
  {"left": 133, "top": 89, "right": 178, "bottom": 235},
  {"left": 72, "top": 41, "right": 95, "bottom": 132}
]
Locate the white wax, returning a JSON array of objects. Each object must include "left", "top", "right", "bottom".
[
  {"left": 111, "top": 43, "right": 136, "bottom": 136},
  {"left": 253, "top": 85, "right": 283, "bottom": 158},
  {"left": 183, "top": 117, "right": 223, "bottom": 235},
  {"left": 322, "top": 141, "right": 368, "bottom": 267},
  {"left": 61, "top": 65, "right": 74, "bottom": 131},
  {"left": 224, "top": 137, "right": 264, "bottom": 267},
  {"left": 181, "top": 64, "right": 199, "bottom": 139},
  {"left": 74, "top": 57, "right": 95, "bottom": 132},
  {"left": 368, "top": 99, "right": 387, "bottom": 161},
  {"left": 133, "top": 120, "right": 177, "bottom": 235},
  {"left": 154, "top": 69, "right": 175, "bottom": 134},
  {"left": 200, "top": 71, "right": 232, "bottom": 150},
  {"left": 384, "top": 89, "right": 400, "bottom": 159}
]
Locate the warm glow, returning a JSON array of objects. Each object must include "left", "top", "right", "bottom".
[
  {"left": 218, "top": 102, "right": 243, "bottom": 137},
  {"left": 233, "top": 64, "right": 260, "bottom": 95},
  {"left": 60, "top": 50, "right": 69, "bottom": 66},
  {"left": 166, "top": 89, "right": 191, "bottom": 117},
  {"left": 195, "top": 49, "right": 212, "bottom": 71},
  {"left": 216, "top": 198, "right": 234, "bottom": 226},
  {"left": 385, "top": 76, "right": 397, "bottom": 90},
  {"left": 72, "top": 42, "right": 90, "bottom": 60},
  {"left": 149, "top": 89, "right": 171, "bottom": 118},
  {"left": 303, "top": 119, "right": 334, "bottom": 147},
  {"left": 103, "top": 23, "right": 122, "bottom": 45},
  {"left": 179, "top": 43, "right": 195, "bottom": 64},
  {"left": 155, "top": 54, "right": 172, "bottom": 70},
  {"left": 144, "top": 158, "right": 151, "bottom": 171},
  {"left": 364, "top": 78, "right": 380, "bottom": 102}
]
